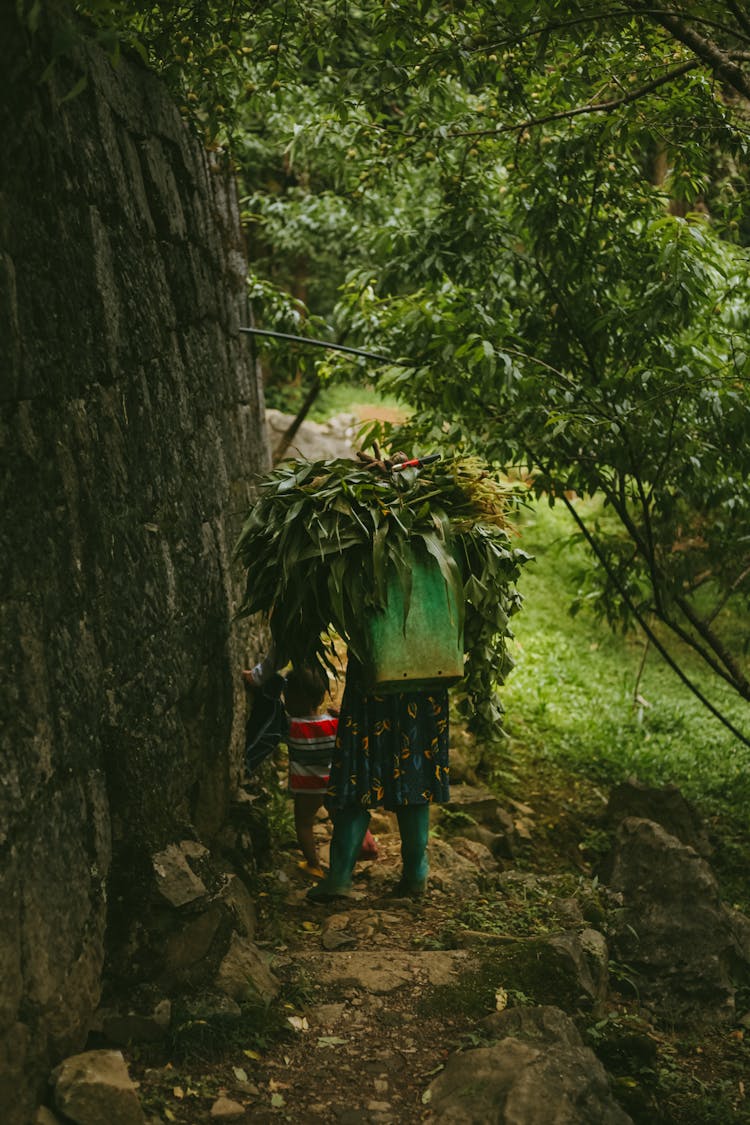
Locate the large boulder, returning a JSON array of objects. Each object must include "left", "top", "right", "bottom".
[
  {"left": 425, "top": 1005, "right": 632, "bottom": 1123},
  {"left": 52, "top": 1050, "right": 144, "bottom": 1125},
  {"left": 604, "top": 817, "right": 750, "bottom": 1022},
  {"left": 604, "top": 779, "right": 712, "bottom": 857}
]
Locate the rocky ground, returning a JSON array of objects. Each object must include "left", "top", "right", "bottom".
[
  {"left": 41, "top": 754, "right": 750, "bottom": 1125},
  {"left": 36, "top": 413, "right": 750, "bottom": 1123}
]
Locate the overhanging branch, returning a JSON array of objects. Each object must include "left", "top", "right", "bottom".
[
  {"left": 558, "top": 491, "right": 750, "bottom": 746},
  {"left": 628, "top": 0, "right": 750, "bottom": 101}
]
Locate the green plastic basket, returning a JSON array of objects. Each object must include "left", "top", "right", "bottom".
[{"left": 363, "top": 551, "right": 464, "bottom": 693}]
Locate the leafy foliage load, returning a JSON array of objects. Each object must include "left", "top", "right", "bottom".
[{"left": 235, "top": 457, "right": 529, "bottom": 738}]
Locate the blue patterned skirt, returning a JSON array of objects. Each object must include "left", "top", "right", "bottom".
[{"left": 326, "top": 665, "right": 450, "bottom": 812}]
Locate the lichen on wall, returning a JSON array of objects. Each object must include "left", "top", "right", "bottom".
[{"left": 0, "top": 10, "right": 268, "bottom": 1119}]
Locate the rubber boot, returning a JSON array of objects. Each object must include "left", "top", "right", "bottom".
[
  {"left": 307, "top": 807, "right": 370, "bottom": 903},
  {"left": 359, "top": 828, "right": 379, "bottom": 861},
  {"left": 394, "top": 804, "right": 431, "bottom": 897}
]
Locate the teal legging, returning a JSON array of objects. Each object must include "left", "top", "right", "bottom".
[
  {"left": 396, "top": 804, "right": 430, "bottom": 892},
  {"left": 307, "top": 802, "right": 431, "bottom": 901},
  {"left": 307, "top": 807, "right": 370, "bottom": 900}
]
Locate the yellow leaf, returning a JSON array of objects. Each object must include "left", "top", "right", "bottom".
[
  {"left": 173, "top": 1086, "right": 184, "bottom": 1099},
  {"left": 301, "top": 921, "right": 317, "bottom": 932},
  {"left": 243, "top": 1049, "right": 261, "bottom": 1060}
]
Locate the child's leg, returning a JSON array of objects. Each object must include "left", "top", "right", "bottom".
[
  {"left": 359, "top": 827, "right": 379, "bottom": 860},
  {"left": 294, "top": 794, "right": 324, "bottom": 868}
]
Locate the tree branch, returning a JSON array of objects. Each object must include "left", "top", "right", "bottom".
[
  {"left": 673, "top": 591, "right": 750, "bottom": 698},
  {"left": 450, "top": 59, "right": 700, "bottom": 138},
  {"left": 628, "top": 0, "right": 750, "bottom": 101},
  {"left": 726, "top": 0, "right": 750, "bottom": 40},
  {"left": 558, "top": 492, "right": 750, "bottom": 746},
  {"left": 480, "top": 8, "right": 750, "bottom": 52},
  {"left": 705, "top": 563, "right": 750, "bottom": 626}
]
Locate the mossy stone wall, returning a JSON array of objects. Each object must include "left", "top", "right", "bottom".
[{"left": 0, "top": 11, "right": 267, "bottom": 1119}]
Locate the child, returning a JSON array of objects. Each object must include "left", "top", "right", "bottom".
[
  {"left": 243, "top": 661, "right": 378, "bottom": 878},
  {"left": 282, "top": 665, "right": 338, "bottom": 878}
]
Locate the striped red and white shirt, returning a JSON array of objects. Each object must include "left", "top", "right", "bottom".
[{"left": 287, "top": 713, "right": 337, "bottom": 794}]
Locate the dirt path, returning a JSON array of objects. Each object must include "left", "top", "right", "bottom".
[{"left": 131, "top": 792, "right": 526, "bottom": 1123}]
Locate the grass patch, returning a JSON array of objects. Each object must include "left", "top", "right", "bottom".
[
  {"left": 501, "top": 500, "right": 750, "bottom": 835},
  {"left": 419, "top": 939, "right": 589, "bottom": 1021}
]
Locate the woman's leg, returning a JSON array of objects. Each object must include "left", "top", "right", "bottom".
[
  {"left": 395, "top": 804, "right": 431, "bottom": 896},
  {"left": 294, "top": 794, "right": 324, "bottom": 869},
  {"left": 307, "top": 805, "right": 371, "bottom": 902}
]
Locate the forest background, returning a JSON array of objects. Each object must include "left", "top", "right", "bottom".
[
  {"left": 11, "top": 1, "right": 750, "bottom": 1119},
  {"left": 53, "top": 4, "right": 749, "bottom": 739},
  {"left": 53, "top": 0, "right": 750, "bottom": 828}
]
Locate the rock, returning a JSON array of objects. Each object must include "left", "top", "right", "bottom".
[
  {"left": 322, "top": 930, "right": 357, "bottom": 951},
  {"left": 605, "top": 779, "right": 712, "bottom": 857},
  {"left": 210, "top": 1096, "right": 246, "bottom": 1120},
  {"left": 35, "top": 1110, "right": 63, "bottom": 1124},
  {"left": 179, "top": 991, "right": 242, "bottom": 1021},
  {"left": 442, "top": 786, "right": 517, "bottom": 858},
  {"left": 481, "top": 1003, "right": 585, "bottom": 1046},
  {"left": 310, "top": 1002, "right": 347, "bottom": 1028},
  {"left": 478, "top": 931, "right": 608, "bottom": 1012},
  {"left": 52, "top": 1050, "right": 144, "bottom": 1125},
  {"left": 426, "top": 1005, "right": 632, "bottom": 1123},
  {"left": 215, "top": 934, "right": 280, "bottom": 1004},
  {"left": 428, "top": 837, "right": 487, "bottom": 893},
  {"left": 218, "top": 874, "right": 257, "bottom": 939},
  {"left": 266, "top": 408, "right": 358, "bottom": 462},
  {"left": 322, "top": 913, "right": 351, "bottom": 933},
  {"left": 453, "top": 931, "right": 520, "bottom": 950},
  {"left": 152, "top": 842, "right": 208, "bottom": 908},
  {"left": 217, "top": 791, "right": 273, "bottom": 878},
  {"left": 547, "top": 929, "right": 609, "bottom": 1009},
  {"left": 447, "top": 835, "right": 499, "bottom": 873},
  {"left": 162, "top": 904, "right": 224, "bottom": 979},
  {"left": 604, "top": 817, "right": 750, "bottom": 1022},
  {"left": 95, "top": 1000, "right": 171, "bottom": 1045},
  {"left": 295, "top": 950, "right": 473, "bottom": 994},
  {"left": 368, "top": 811, "right": 397, "bottom": 836},
  {"left": 550, "top": 897, "right": 585, "bottom": 927},
  {"left": 2, "top": 6, "right": 270, "bottom": 1111},
  {"left": 450, "top": 821, "right": 508, "bottom": 857}
]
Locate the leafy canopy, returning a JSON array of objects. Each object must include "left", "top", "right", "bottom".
[{"left": 50, "top": 0, "right": 750, "bottom": 736}]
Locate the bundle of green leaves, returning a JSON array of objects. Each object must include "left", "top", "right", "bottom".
[{"left": 234, "top": 456, "right": 530, "bottom": 739}]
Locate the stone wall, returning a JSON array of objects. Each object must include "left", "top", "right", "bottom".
[{"left": 0, "top": 11, "right": 268, "bottom": 1119}]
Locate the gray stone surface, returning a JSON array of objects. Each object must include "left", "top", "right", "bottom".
[
  {"left": 215, "top": 935, "right": 280, "bottom": 1004},
  {"left": 210, "top": 1096, "right": 247, "bottom": 1120},
  {"left": 52, "top": 1050, "right": 145, "bottom": 1125},
  {"left": 605, "top": 817, "right": 750, "bottom": 1021},
  {"left": 605, "top": 779, "right": 712, "bottom": 857},
  {"left": 427, "top": 1006, "right": 632, "bottom": 1124},
  {"left": 0, "top": 9, "right": 267, "bottom": 1120},
  {"left": 295, "top": 949, "right": 474, "bottom": 994},
  {"left": 266, "top": 408, "right": 358, "bottom": 462},
  {"left": 152, "top": 842, "right": 209, "bottom": 907}
]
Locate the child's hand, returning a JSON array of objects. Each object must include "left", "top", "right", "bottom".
[{"left": 241, "top": 668, "right": 260, "bottom": 690}]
